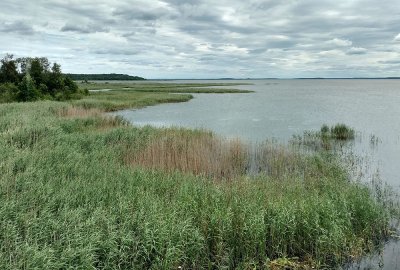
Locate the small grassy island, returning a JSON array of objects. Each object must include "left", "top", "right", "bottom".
[{"left": 0, "top": 55, "right": 398, "bottom": 269}]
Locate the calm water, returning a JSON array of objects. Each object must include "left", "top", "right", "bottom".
[{"left": 113, "top": 79, "right": 400, "bottom": 269}]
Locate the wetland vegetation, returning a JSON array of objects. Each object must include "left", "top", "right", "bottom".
[{"left": 0, "top": 78, "right": 399, "bottom": 269}]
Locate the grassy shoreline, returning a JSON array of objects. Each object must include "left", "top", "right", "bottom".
[
  {"left": 0, "top": 83, "right": 398, "bottom": 269},
  {"left": 71, "top": 82, "right": 252, "bottom": 112}
]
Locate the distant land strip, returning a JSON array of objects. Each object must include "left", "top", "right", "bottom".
[{"left": 67, "top": 73, "right": 146, "bottom": 81}]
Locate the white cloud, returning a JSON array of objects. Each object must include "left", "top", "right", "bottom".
[
  {"left": 347, "top": 47, "right": 367, "bottom": 55},
  {"left": 394, "top": 33, "right": 400, "bottom": 41},
  {"left": 327, "top": 38, "right": 352, "bottom": 47}
]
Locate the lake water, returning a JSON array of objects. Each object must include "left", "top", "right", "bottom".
[{"left": 113, "top": 79, "right": 400, "bottom": 269}]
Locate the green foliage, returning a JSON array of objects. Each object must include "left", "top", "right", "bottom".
[
  {"left": 320, "top": 124, "right": 330, "bottom": 134},
  {"left": 0, "top": 54, "right": 19, "bottom": 84},
  {"left": 17, "top": 74, "right": 39, "bottom": 102},
  {"left": 293, "top": 124, "right": 355, "bottom": 152},
  {"left": 330, "top": 123, "right": 355, "bottom": 140},
  {"left": 0, "top": 54, "right": 81, "bottom": 103},
  {"left": 30, "top": 57, "right": 45, "bottom": 87},
  {"left": 0, "top": 83, "right": 18, "bottom": 103},
  {"left": 73, "top": 91, "right": 193, "bottom": 111}
]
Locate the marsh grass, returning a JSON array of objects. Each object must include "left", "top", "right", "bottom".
[
  {"left": 328, "top": 124, "right": 355, "bottom": 140},
  {"left": 72, "top": 81, "right": 252, "bottom": 112},
  {"left": 72, "top": 91, "right": 194, "bottom": 111},
  {"left": 0, "top": 100, "right": 398, "bottom": 269},
  {"left": 291, "top": 123, "right": 355, "bottom": 153},
  {"left": 124, "top": 129, "right": 249, "bottom": 179},
  {"left": 77, "top": 81, "right": 253, "bottom": 93}
]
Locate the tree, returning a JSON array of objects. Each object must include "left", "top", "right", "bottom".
[
  {"left": 30, "top": 58, "right": 45, "bottom": 87},
  {"left": 0, "top": 83, "right": 19, "bottom": 103},
  {"left": 0, "top": 54, "right": 19, "bottom": 84},
  {"left": 17, "top": 73, "right": 39, "bottom": 102},
  {"left": 47, "top": 63, "right": 64, "bottom": 96}
]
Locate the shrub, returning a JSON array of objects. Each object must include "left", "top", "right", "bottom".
[
  {"left": 330, "top": 123, "right": 355, "bottom": 140},
  {"left": 0, "top": 83, "right": 18, "bottom": 103}
]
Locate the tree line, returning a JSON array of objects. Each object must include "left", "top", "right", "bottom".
[
  {"left": 67, "top": 73, "right": 145, "bottom": 81},
  {"left": 0, "top": 54, "right": 87, "bottom": 103}
]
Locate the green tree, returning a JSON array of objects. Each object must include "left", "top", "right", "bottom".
[
  {"left": 0, "top": 83, "right": 19, "bottom": 103},
  {"left": 48, "top": 63, "right": 64, "bottom": 95},
  {"left": 17, "top": 73, "right": 39, "bottom": 102},
  {"left": 30, "top": 58, "right": 45, "bottom": 87},
  {"left": 0, "top": 54, "right": 19, "bottom": 84}
]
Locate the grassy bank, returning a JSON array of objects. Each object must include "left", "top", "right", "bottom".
[
  {"left": 77, "top": 81, "right": 254, "bottom": 93},
  {"left": 0, "top": 88, "right": 398, "bottom": 269},
  {"left": 70, "top": 81, "right": 252, "bottom": 112}
]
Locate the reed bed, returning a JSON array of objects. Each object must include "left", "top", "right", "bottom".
[
  {"left": 0, "top": 100, "right": 398, "bottom": 269},
  {"left": 57, "top": 106, "right": 103, "bottom": 118},
  {"left": 125, "top": 130, "right": 249, "bottom": 179}
]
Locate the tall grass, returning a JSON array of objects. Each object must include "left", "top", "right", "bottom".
[
  {"left": 77, "top": 81, "right": 253, "bottom": 93},
  {"left": 72, "top": 91, "right": 194, "bottom": 111},
  {"left": 0, "top": 101, "right": 397, "bottom": 269},
  {"left": 124, "top": 129, "right": 248, "bottom": 179}
]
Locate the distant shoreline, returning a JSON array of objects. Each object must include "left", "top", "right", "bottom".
[{"left": 147, "top": 77, "right": 400, "bottom": 81}]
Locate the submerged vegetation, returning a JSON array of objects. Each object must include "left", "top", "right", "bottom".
[
  {"left": 322, "top": 124, "right": 355, "bottom": 140},
  {"left": 292, "top": 123, "right": 356, "bottom": 152},
  {"left": 0, "top": 87, "right": 398, "bottom": 268}
]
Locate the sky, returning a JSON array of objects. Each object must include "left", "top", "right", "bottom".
[{"left": 1, "top": 0, "right": 399, "bottom": 79}]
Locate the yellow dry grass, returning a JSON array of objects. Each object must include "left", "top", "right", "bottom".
[
  {"left": 125, "top": 130, "right": 249, "bottom": 179},
  {"left": 57, "top": 106, "right": 103, "bottom": 118}
]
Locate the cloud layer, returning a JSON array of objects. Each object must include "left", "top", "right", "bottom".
[{"left": 1, "top": 0, "right": 399, "bottom": 78}]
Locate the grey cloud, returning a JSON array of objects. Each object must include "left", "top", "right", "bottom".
[
  {"left": 0, "top": 21, "right": 35, "bottom": 35},
  {"left": 47, "top": 1, "right": 117, "bottom": 26},
  {"left": 1, "top": 0, "right": 400, "bottom": 78},
  {"left": 347, "top": 47, "right": 367, "bottom": 55},
  {"left": 122, "top": 27, "right": 157, "bottom": 38},
  {"left": 112, "top": 6, "right": 177, "bottom": 21},
  {"left": 93, "top": 48, "right": 141, "bottom": 56},
  {"left": 378, "top": 60, "right": 400, "bottom": 64},
  {"left": 61, "top": 23, "right": 109, "bottom": 34},
  {"left": 249, "top": 48, "right": 268, "bottom": 55}
]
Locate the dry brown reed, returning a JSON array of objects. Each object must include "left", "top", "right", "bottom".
[
  {"left": 57, "top": 106, "right": 103, "bottom": 118},
  {"left": 124, "top": 130, "right": 309, "bottom": 180},
  {"left": 124, "top": 130, "right": 249, "bottom": 179},
  {"left": 57, "top": 106, "right": 127, "bottom": 130}
]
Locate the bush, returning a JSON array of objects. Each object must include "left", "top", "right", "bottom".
[
  {"left": 0, "top": 83, "right": 18, "bottom": 103},
  {"left": 320, "top": 124, "right": 330, "bottom": 134},
  {"left": 330, "top": 123, "right": 355, "bottom": 140}
]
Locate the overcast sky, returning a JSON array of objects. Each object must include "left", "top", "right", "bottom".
[{"left": 1, "top": 0, "right": 399, "bottom": 78}]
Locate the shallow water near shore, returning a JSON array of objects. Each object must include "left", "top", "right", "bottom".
[{"left": 113, "top": 79, "right": 400, "bottom": 269}]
